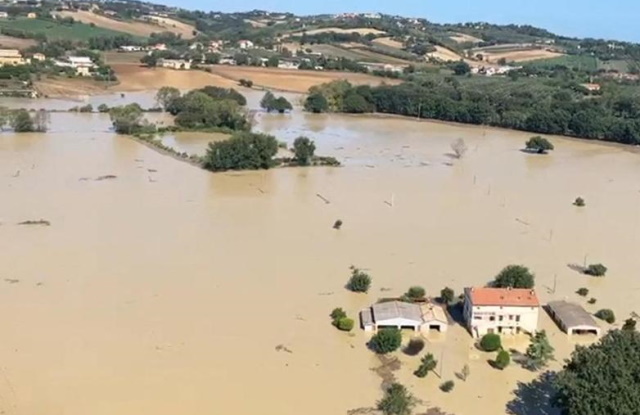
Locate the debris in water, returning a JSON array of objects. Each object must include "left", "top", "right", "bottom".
[
  {"left": 4, "top": 279, "right": 19, "bottom": 284},
  {"left": 275, "top": 344, "right": 293, "bottom": 354},
  {"left": 18, "top": 220, "right": 51, "bottom": 226},
  {"left": 95, "top": 175, "right": 117, "bottom": 181},
  {"left": 147, "top": 169, "right": 157, "bottom": 173},
  {"left": 333, "top": 219, "right": 343, "bottom": 230},
  {"left": 316, "top": 193, "right": 330, "bottom": 204}
]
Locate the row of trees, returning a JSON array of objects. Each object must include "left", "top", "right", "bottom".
[
  {"left": 304, "top": 78, "right": 640, "bottom": 146},
  {"left": 0, "top": 108, "right": 48, "bottom": 132}
]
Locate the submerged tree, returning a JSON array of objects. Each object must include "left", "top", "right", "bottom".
[
  {"left": 492, "top": 265, "right": 535, "bottom": 289},
  {"left": 414, "top": 353, "right": 438, "bottom": 378},
  {"left": 451, "top": 138, "right": 468, "bottom": 158},
  {"left": 292, "top": 136, "right": 316, "bottom": 165},
  {"left": 377, "top": 383, "right": 417, "bottom": 415},
  {"left": 525, "top": 136, "right": 554, "bottom": 154},
  {"left": 202, "top": 131, "right": 278, "bottom": 172},
  {"left": 11, "top": 109, "right": 34, "bottom": 132},
  {"left": 370, "top": 328, "right": 402, "bottom": 354},
  {"left": 525, "top": 330, "right": 554, "bottom": 370},
  {"left": 347, "top": 267, "right": 371, "bottom": 293},
  {"left": 109, "top": 103, "right": 145, "bottom": 134},
  {"left": 155, "top": 86, "right": 181, "bottom": 110}
]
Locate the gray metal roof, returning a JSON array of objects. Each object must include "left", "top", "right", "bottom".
[
  {"left": 547, "top": 301, "right": 599, "bottom": 329},
  {"left": 360, "top": 308, "right": 374, "bottom": 327},
  {"left": 372, "top": 301, "right": 423, "bottom": 323}
]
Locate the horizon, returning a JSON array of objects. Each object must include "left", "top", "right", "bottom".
[{"left": 152, "top": 0, "right": 640, "bottom": 43}]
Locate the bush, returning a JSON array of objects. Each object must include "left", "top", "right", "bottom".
[
  {"left": 293, "top": 136, "right": 316, "bottom": 165},
  {"left": 576, "top": 287, "right": 589, "bottom": 297},
  {"left": 414, "top": 353, "right": 437, "bottom": 378},
  {"left": 574, "top": 197, "right": 585, "bottom": 207},
  {"left": 480, "top": 333, "right": 502, "bottom": 352},
  {"left": 623, "top": 318, "right": 637, "bottom": 331},
  {"left": 403, "top": 338, "right": 425, "bottom": 356},
  {"left": 333, "top": 219, "right": 343, "bottom": 229},
  {"left": 525, "top": 136, "right": 554, "bottom": 154},
  {"left": 336, "top": 317, "right": 354, "bottom": 331},
  {"left": 304, "top": 92, "right": 329, "bottom": 113},
  {"left": 440, "top": 287, "right": 455, "bottom": 303},
  {"left": 595, "top": 309, "right": 615, "bottom": 324},
  {"left": 330, "top": 308, "right": 347, "bottom": 321},
  {"left": 11, "top": 109, "right": 34, "bottom": 132},
  {"left": 584, "top": 264, "right": 607, "bottom": 277},
  {"left": 377, "top": 383, "right": 416, "bottom": 415},
  {"left": 492, "top": 265, "right": 535, "bottom": 289},
  {"left": 78, "top": 104, "right": 93, "bottom": 113},
  {"left": 203, "top": 132, "right": 278, "bottom": 172},
  {"left": 588, "top": 298, "right": 597, "bottom": 304},
  {"left": 494, "top": 349, "right": 510, "bottom": 369},
  {"left": 347, "top": 267, "right": 371, "bottom": 293},
  {"left": 238, "top": 78, "right": 253, "bottom": 88},
  {"left": 440, "top": 380, "right": 455, "bottom": 392},
  {"left": 405, "top": 286, "right": 425, "bottom": 300},
  {"left": 97, "top": 103, "right": 110, "bottom": 113},
  {"left": 370, "top": 328, "right": 402, "bottom": 354}
]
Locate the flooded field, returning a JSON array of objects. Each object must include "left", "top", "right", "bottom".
[{"left": 1, "top": 90, "right": 639, "bottom": 415}]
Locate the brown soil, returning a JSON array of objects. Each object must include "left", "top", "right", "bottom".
[
  {"left": 288, "top": 27, "right": 386, "bottom": 37},
  {"left": 110, "top": 64, "right": 238, "bottom": 92},
  {"left": 0, "top": 35, "right": 36, "bottom": 49},
  {"left": 372, "top": 37, "right": 404, "bottom": 49},
  {"left": 449, "top": 33, "right": 483, "bottom": 44},
  {"left": 34, "top": 76, "right": 110, "bottom": 98},
  {"left": 483, "top": 49, "right": 565, "bottom": 63}
]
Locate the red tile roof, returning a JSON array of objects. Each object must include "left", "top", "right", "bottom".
[{"left": 466, "top": 287, "right": 540, "bottom": 307}]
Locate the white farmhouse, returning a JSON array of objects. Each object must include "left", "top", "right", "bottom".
[
  {"left": 463, "top": 287, "right": 539, "bottom": 337},
  {"left": 53, "top": 56, "right": 95, "bottom": 76},
  {"left": 360, "top": 301, "right": 448, "bottom": 333},
  {"left": 238, "top": 39, "right": 254, "bottom": 50},
  {"left": 157, "top": 58, "right": 191, "bottom": 70}
]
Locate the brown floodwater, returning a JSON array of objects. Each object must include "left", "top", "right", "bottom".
[{"left": 1, "top": 90, "right": 639, "bottom": 415}]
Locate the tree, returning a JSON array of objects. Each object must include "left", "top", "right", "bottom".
[
  {"left": 405, "top": 286, "right": 425, "bottom": 300},
  {"left": 173, "top": 92, "right": 249, "bottom": 130},
  {"left": 336, "top": 317, "right": 354, "bottom": 331},
  {"left": 525, "top": 330, "right": 554, "bottom": 370},
  {"left": 595, "top": 309, "right": 615, "bottom": 324},
  {"left": 585, "top": 264, "right": 607, "bottom": 277},
  {"left": 32, "top": 110, "right": 49, "bottom": 132},
  {"left": 109, "top": 103, "right": 146, "bottom": 134},
  {"left": 461, "top": 364, "right": 470, "bottom": 381},
  {"left": 623, "top": 318, "right": 637, "bottom": 331},
  {"left": 347, "top": 267, "right": 371, "bottom": 293},
  {"left": 440, "top": 380, "right": 455, "bottom": 392},
  {"left": 525, "top": 136, "right": 554, "bottom": 154},
  {"left": 377, "top": 383, "right": 416, "bottom": 415},
  {"left": 414, "top": 353, "right": 437, "bottom": 377},
  {"left": 554, "top": 330, "right": 640, "bottom": 415},
  {"left": 576, "top": 288, "right": 589, "bottom": 297},
  {"left": 480, "top": 333, "right": 502, "bottom": 352},
  {"left": 451, "top": 61, "right": 471, "bottom": 75},
  {"left": 272, "top": 97, "right": 293, "bottom": 113},
  {"left": 304, "top": 92, "right": 329, "bottom": 113},
  {"left": 11, "top": 109, "right": 34, "bottom": 132},
  {"left": 574, "top": 197, "right": 586, "bottom": 207},
  {"left": 97, "top": 103, "right": 110, "bottom": 113},
  {"left": 156, "top": 86, "right": 180, "bottom": 110},
  {"left": 492, "top": 265, "right": 535, "bottom": 289},
  {"left": 494, "top": 349, "right": 510, "bottom": 369},
  {"left": 342, "top": 92, "right": 370, "bottom": 113},
  {"left": 403, "top": 339, "right": 425, "bottom": 356},
  {"left": 370, "top": 328, "right": 402, "bottom": 354},
  {"left": 440, "top": 287, "right": 455, "bottom": 304},
  {"left": 266, "top": 56, "right": 279, "bottom": 67},
  {"left": 451, "top": 138, "right": 468, "bottom": 158},
  {"left": 292, "top": 136, "right": 316, "bottom": 166},
  {"left": 203, "top": 132, "right": 278, "bottom": 172},
  {"left": 330, "top": 308, "right": 347, "bottom": 321},
  {"left": 260, "top": 91, "right": 276, "bottom": 110}
]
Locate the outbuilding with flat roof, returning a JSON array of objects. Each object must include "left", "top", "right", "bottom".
[
  {"left": 546, "top": 301, "right": 601, "bottom": 336},
  {"left": 360, "top": 301, "right": 448, "bottom": 333}
]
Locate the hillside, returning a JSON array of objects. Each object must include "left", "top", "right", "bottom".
[{"left": 0, "top": 17, "right": 133, "bottom": 41}]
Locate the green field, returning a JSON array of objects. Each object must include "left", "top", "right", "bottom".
[
  {"left": 524, "top": 55, "right": 599, "bottom": 71},
  {"left": 308, "top": 44, "right": 410, "bottom": 64},
  {"left": 0, "top": 18, "right": 134, "bottom": 41}
]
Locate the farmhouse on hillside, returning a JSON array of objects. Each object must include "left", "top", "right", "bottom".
[
  {"left": 463, "top": 287, "right": 540, "bottom": 337},
  {"left": 0, "top": 49, "right": 25, "bottom": 66},
  {"left": 157, "top": 58, "right": 191, "bottom": 70},
  {"left": 360, "top": 301, "right": 448, "bottom": 332},
  {"left": 27, "top": 12, "right": 36, "bottom": 18},
  {"left": 546, "top": 301, "right": 601, "bottom": 336},
  {"left": 54, "top": 56, "right": 95, "bottom": 76},
  {"left": 238, "top": 39, "right": 254, "bottom": 50}
]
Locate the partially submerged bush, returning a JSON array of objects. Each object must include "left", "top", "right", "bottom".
[
  {"left": 414, "top": 353, "right": 437, "bottom": 378},
  {"left": 574, "top": 197, "right": 585, "bottom": 207},
  {"left": 377, "top": 383, "right": 416, "bottom": 415},
  {"left": 347, "top": 267, "right": 371, "bottom": 293},
  {"left": 595, "top": 309, "right": 615, "bottom": 324},
  {"left": 333, "top": 219, "right": 343, "bottom": 230},
  {"left": 336, "top": 317, "right": 354, "bottom": 331},
  {"left": 492, "top": 265, "right": 535, "bottom": 288},
  {"left": 405, "top": 286, "right": 426, "bottom": 300},
  {"left": 440, "top": 380, "right": 455, "bottom": 392},
  {"left": 440, "top": 287, "right": 455, "bottom": 304},
  {"left": 370, "top": 328, "right": 402, "bottom": 354},
  {"left": 494, "top": 349, "right": 510, "bottom": 370},
  {"left": 525, "top": 136, "right": 554, "bottom": 154},
  {"left": 576, "top": 287, "right": 589, "bottom": 297},
  {"left": 403, "top": 338, "right": 425, "bottom": 356},
  {"left": 588, "top": 298, "right": 597, "bottom": 304},
  {"left": 480, "top": 333, "right": 502, "bottom": 352},
  {"left": 585, "top": 264, "right": 607, "bottom": 277}
]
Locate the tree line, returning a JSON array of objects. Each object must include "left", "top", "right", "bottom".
[{"left": 304, "top": 77, "right": 640, "bottom": 145}]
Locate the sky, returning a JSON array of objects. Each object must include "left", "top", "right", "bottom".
[{"left": 161, "top": 0, "right": 640, "bottom": 42}]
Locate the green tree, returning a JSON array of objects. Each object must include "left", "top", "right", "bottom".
[
  {"left": 97, "top": 103, "right": 110, "bottom": 113},
  {"left": 414, "top": 353, "right": 437, "bottom": 377},
  {"left": 260, "top": 91, "right": 276, "bottom": 110},
  {"left": 440, "top": 287, "right": 455, "bottom": 304},
  {"left": 525, "top": 136, "right": 554, "bottom": 154},
  {"left": 440, "top": 380, "right": 455, "bottom": 392},
  {"left": 623, "top": 318, "right": 637, "bottom": 331},
  {"left": 342, "top": 92, "right": 370, "bottom": 113},
  {"left": 377, "top": 383, "right": 416, "bottom": 415},
  {"left": 525, "top": 330, "right": 554, "bottom": 370},
  {"left": 156, "top": 86, "right": 181, "bottom": 110},
  {"left": 330, "top": 308, "right": 347, "bottom": 321},
  {"left": 11, "top": 109, "right": 34, "bottom": 132},
  {"left": 304, "top": 92, "right": 329, "bottom": 113},
  {"left": 293, "top": 136, "right": 316, "bottom": 165},
  {"left": 595, "top": 309, "right": 615, "bottom": 324},
  {"left": 492, "top": 265, "right": 535, "bottom": 289},
  {"left": 266, "top": 56, "right": 279, "bottom": 67},
  {"left": 494, "top": 349, "right": 510, "bottom": 369},
  {"left": 109, "top": 103, "right": 145, "bottom": 134},
  {"left": 405, "top": 286, "right": 426, "bottom": 300},
  {"left": 347, "top": 267, "right": 371, "bottom": 293},
  {"left": 554, "top": 330, "right": 640, "bottom": 415},
  {"left": 480, "top": 333, "right": 502, "bottom": 352},
  {"left": 202, "top": 131, "right": 278, "bottom": 171},
  {"left": 574, "top": 197, "right": 586, "bottom": 207},
  {"left": 576, "top": 288, "right": 589, "bottom": 297},
  {"left": 451, "top": 60, "right": 471, "bottom": 75},
  {"left": 336, "top": 317, "right": 354, "bottom": 331},
  {"left": 370, "top": 328, "right": 402, "bottom": 354},
  {"left": 585, "top": 264, "right": 607, "bottom": 277},
  {"left": 174, "top": 92, "right": 249, "bottom": 130}
]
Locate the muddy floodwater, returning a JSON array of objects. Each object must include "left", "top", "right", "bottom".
[{"left": 1, "top": 90, "right": 640, "bottom": 415}]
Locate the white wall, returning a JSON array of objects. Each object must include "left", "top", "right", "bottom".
[{"left": 464, "top": 296, "right": 539, "bottom": 337}]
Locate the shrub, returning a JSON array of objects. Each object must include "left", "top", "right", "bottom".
[
  {"left": 203, "top": 132, "right": 278, "bottom": 172},
  {"left": 347, "top": 267, "right": 371, "bottom": 293},
  {"left": 293, "top": 136, "right": 316, "bottom": 165},
  {"left": 451, "top": 138, "right": 468, "bottom": 158},
  {"left": 330, "top": 308, "right": 347, "bottom": 321},
  {"left": 574, "top": 197, "right": 585, "bottom": 207},
  {"left": 584, "top": 264, "right": 607, "bottom": 277},
  {"left": 11, "top": 109, "right": 34, "bottom": 132},
  {"left": 403, "top": 338, "right": 424, "bottom": 356},
  {"left": 333, "top": 219, "right": 343, "bottom": 229},
  {"left": 494, "top": 349, "right": 510, "bottom": 369},
  {"left": 336, "top": 317, "right": 354, "bottom": 331},
  {"left": 480, "top": 333, "right": 502, "bottom": 352},
  {"left": 440, "top": 287, "right": 455, "bottom": 303},
  {"left": 377, "top": 383, "right": 416, "bottom": 415},
  {"left": 588, "top": 298, "right": 597, "bottom": 304},
  {"left": 405, "top": 286, "right": 425, "bottom": 300},
  {"left": 97, "top": 103, "right": 109, "bottom": 113},
  {"left": 304, "top": 92, "right": 329, "bottom": 113},
  {"left": 525, "top": 330, "right": 555, "bottom": 371},
  {"left": 370, "top": 328, "right": 402, "bottom": 354},
  {"left": 440, "top": 380, "right": 455, "bottom": 392},
  {"left": 525, "top": 136, "right": 554, "bottom": 154},
  {"left": 622, "top": 318, "right": 637, "bottom": 331},
  {"left": 414, "top": 353, "right": 437, "bottom": 378},
  {"left": 595, "top": 309, "right": 615, "bottom": 324},
  {"left": 238, "top": 78, "right": 253, "bottom": 88},
  {"left": 492, "top": 265, "right": 535, "bottom": 288},
  {"left": 576, "top": 288, "right": 589, "bottom": 297}
]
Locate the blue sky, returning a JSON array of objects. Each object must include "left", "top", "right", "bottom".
[{"left": 163, "top": 0, "right": 640, "bottom": 42}]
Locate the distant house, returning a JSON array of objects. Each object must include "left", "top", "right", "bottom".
[
  {"left": 278, "top": 60, "right": 299, "bottom": 70},
  {"left": 463, "top": 287, "right": 540, "bottom": 337},
  {"left": 26, "top": 12, "right": 36, "bottom": 19},
  {"left": 546, "top": 301, "right": 601, "bottom": 336},
  {"left": 0, "top": 49, "right": 25, "bottom": 66},
  {"left": 219, "top": 56, "right": 236, "bottom": 65},
  {"left": 119, "top": 45, "right": 144, "bottom": 52},
  {"left": 238, "top": 39, "right": 254, "bottom": 50},
  {"left": 32, "top": 52, "right": 45, "bottom": 61},
  {"left": 360, "top": 62, "right": 406, "bottom": 73},
  {"left": 209, "top": 40, "right": 224, "bottom": 52},
  {"left": 361, "top": 12, "right": 382, "bottom": 19},
  {"left": 581, "top": 83, "right": 601, "bottom": 92},
  {"left": 153, "top": 43, "right": 167, "bottom": 51},
  {"left": 360, "top": 301, "right": 448, "bottom": 333},
  {"left": 54, "top": 56, "right": 95, "bottom": 76},
  {"left": 158, "top": 58, "right": 191, "bottom": 70},
  {"left": 0, "top": 12, "right": 8, "bottom": 18}
]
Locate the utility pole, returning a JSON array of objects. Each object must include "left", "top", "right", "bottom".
[{"left": 552, "top": 274, "right": 557, "bottom": 294}]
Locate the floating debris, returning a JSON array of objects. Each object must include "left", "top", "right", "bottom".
[
  {"left": 95, "top": 175, "right": 117, "bottom": 181},
  {"left": 333, "top": 219, "right": 343, "bottom": 230},
  {"left": 4, "top": 279, "right": 19, "bottom": 284},
  {"left": 316, "top": 193, "right": 330, "bottom": 204},
  {"left": 275, "top": 344, "right": 293, "bottom": 354},
  {"left": 18, "top": 220, "right": 50, "bottom": 226},
  {"left": 147, "top": 169, "right": 157, "bottom": 173}
]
